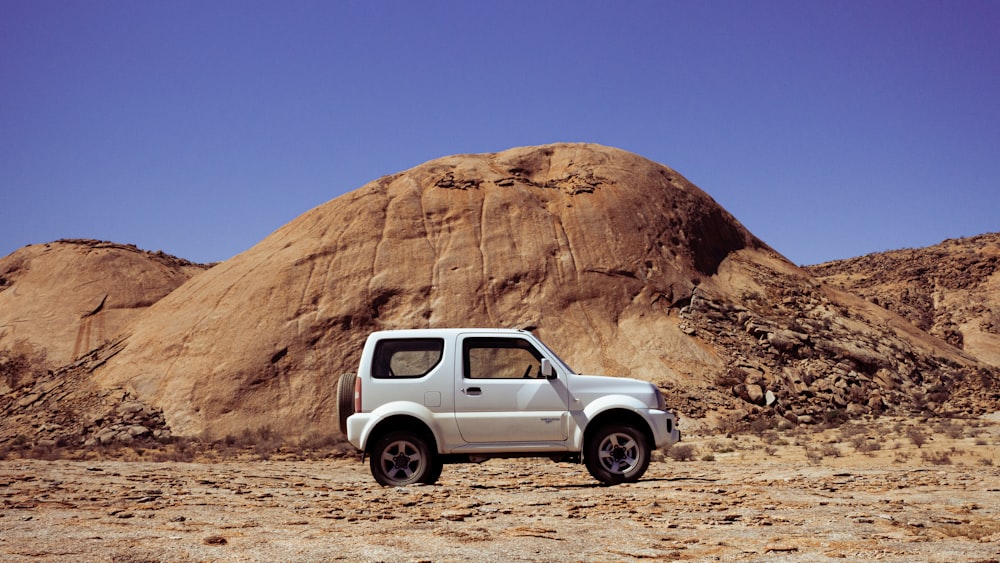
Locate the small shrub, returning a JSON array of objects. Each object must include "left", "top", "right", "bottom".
[
  {"left": 820, "top": 444, "right": 842, "bottom": 458},
  {"left": 935, "top": 419, "right": 965, "bottom": 439},
  {"left": 851, "top": 436, "right": 882, "bottom": 455},
  {"left": 821, "top": 409, "right": 848, "bottom": 427},
  {"left": 0, "top": 339, "right": 50, "bottom": 390},
  {"left": 749, "top": 416, "right": 780, "bottom": 436},
  {"left": 709, "top": 440, "right": 737, "bottom": 453},
  {"left": 840, "top": 423, "right": 867, "bottom": 439},
  {"left": 921, "top": 450, "right": 952, "bottom": 465},
  {"left": 907, "top": 427, "right": 929, "bottom": 448},
  {"left": 666, "top": 444, "right": 698, "bottom": 462},
  {"left": 717, "top": 412, "right": 746, "bottom": 435}
]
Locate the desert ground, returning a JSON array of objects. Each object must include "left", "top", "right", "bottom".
[{"left": 2, "top": 417, "right": 999, "bottom": 563}]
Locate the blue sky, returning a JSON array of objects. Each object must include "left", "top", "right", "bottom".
[{"left": 2, "top": 1, "right": 998, "bottom": 266}]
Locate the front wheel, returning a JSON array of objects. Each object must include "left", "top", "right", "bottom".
[
  {"left": 369, "top": 431, "right": 439, "bottom": 486},
  {"left": 584, "top": 424, "right": 650, "bottom": 485}
]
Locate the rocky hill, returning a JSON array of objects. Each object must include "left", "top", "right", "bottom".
[
  {"left": 808, "top": 233, "right": 1000, "bottom": 369},
  {"left": 0, "top": 239, "right": 207, "bottom": 369},
  {"left": 0, "top": 240, "right": 208, "bottom": 447},
  {"left": 1, "top": 144, "right": 997, "bottom": 448}
]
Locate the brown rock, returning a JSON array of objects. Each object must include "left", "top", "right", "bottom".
[
  {"left": 91, "top": 143, "right": 769, "bottom": 437},
  {"left": 2, "top": 145, "right": 997, "bottom": 443},
  {"left": 0, "top": 240, "right": 207, "bottom": 365},
  {"left": 809, "top": 232, "right": 1000, "bottom": 369}
]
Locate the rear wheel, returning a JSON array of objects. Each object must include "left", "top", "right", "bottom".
[
  {"left": 584, "top": 424, "right": 650, "bottom": 485},
  {"left": 369, "top": 431, "right": 438, "bottom": 486}
]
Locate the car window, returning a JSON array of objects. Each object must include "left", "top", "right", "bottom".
[
  {"left": 372, "top": 338, "right": 444, "bottom": 379},
  {"left": 463, "top": 337, "right": 544, "bottom": 379}
]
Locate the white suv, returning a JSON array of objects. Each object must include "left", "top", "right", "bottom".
[{"left": 338, "top": 328, "right": 680, "bottom": 486}]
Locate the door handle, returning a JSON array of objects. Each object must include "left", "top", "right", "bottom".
[{"left": 463, "top": 387, "right": 482, "bottom": 396}]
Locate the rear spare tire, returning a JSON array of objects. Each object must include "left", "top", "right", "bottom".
[{"left": 336, "top": 372, "right": 357, "bottom": 435}]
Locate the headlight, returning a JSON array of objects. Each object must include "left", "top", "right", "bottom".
[{"left": 654, "top": 386, "right": 666, "bottom": 410}]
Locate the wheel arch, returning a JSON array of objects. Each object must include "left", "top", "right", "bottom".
[
  {"left": 363, "top": 414, "right": 439, "bottom": 456},
  {"left": 582, "top": 408, "right": 655, "bottom": 455}
]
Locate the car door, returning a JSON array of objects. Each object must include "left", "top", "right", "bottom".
[{"left": 454, "top": 334, "right": 570, "bottom": 443}]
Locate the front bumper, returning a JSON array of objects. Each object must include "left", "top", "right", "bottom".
[{"left": 648, "top": 409, "right": 681, "bottom": 448}]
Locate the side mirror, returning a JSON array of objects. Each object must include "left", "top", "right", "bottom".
[{"left": 540, "top": 358, "right": 556, "bottom": 379}]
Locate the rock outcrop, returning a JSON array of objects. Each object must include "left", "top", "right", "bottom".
[
  {"left": 87, "top": 143, "right": 770, "bottom": 438},
  {"left": 808, "top": 233, "right": 1000, "bottom": 369},
  {"left": 0, "top": 240, "right": 208, "bottom": 367},
  {"left": 1, "top": 144, "right": 997, "bottom": 446},
  {"left": 82, "top": 143, "right": 996, "bottom": 439}
]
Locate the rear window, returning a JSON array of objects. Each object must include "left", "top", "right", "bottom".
[{"left": 372, "top": 338, "right": 445, "bottom": 379}]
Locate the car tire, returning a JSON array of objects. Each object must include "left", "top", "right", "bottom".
[
  {"left": 336, "top": 373, "right": 357, "bottom": 435},
  {"left": 369, "top": 430, "right": 437, "bottom": 487},
  {"left": 584, "top": 424, "right": 650, "bottom": 485},
  {"left": 422, "top": 456, "right": 444, "bottom": 485}
]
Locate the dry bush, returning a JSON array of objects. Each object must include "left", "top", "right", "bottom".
[
  {"left": 821, "top": 409, "right": 849, "bottom": 427},
  {"left": 820, "top": 444, "right": 842, "bottom": 458},
  {"left": 920, "top": 450, "right": 952, "bottom": 465},
  {"left": 666, "top": 443, "right": 698, "bottom": 462},
  {"left": 297, "top": 431, "right": 353, "bottom": 456},
  {"left": 716, "top": 412, "right": 746, "bottom": 435},
  {"left": 839, "top": 423, "right": 868, "bottom": 439},
  {"left": 749, "top": 416, "right": 781, "bottom": 436},
  {"left": 907, "top": 427, "right": 930, "bottom": 448},
  {"left": 0, "top": 339, "right": 49, "bottom": 390},
  {"left": 708, "top": 439, "right": 738, "bottom": 453},
  {"left": 934, "top": 419, "right": 966, "bottom": 439},
  {"left": 851, "top": 436, "right": 882, "bottom": 455},
  {"left": 804, "top": 446, "right": 824, "bottom": 465}
]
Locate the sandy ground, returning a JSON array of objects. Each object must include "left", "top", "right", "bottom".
[{"left": 2, "top": 423, "right": 999, "bottom": 562}]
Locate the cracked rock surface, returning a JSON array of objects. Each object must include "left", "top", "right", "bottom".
[{"left": 2, "top": 426, "right": 998, "bottom": 562}]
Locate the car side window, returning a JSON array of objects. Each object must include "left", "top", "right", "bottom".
[
  {"left": 463, "top": 337, "right": 544, "bottom": 379},
  {"left": 372, "top": 338, "right": 444, "bottom": 379}
]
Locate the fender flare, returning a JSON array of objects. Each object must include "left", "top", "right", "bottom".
[
  {"left": 355, "top": 401, "right": 445, "bottom": 453},
  {"left": 568, "top": 394, "right": 657, "bottom": 450}
]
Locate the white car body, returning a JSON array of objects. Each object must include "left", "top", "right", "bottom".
[{"left": 342, "top": 328, "right": 680, "bottom": 485}]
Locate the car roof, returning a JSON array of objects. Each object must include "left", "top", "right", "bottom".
[{"left": 368, "top": 328, "right": 530, "bottom": 339}]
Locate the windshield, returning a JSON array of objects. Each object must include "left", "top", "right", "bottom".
[{"left": 532, "top": 337, "right": 576, "bottom": 374}]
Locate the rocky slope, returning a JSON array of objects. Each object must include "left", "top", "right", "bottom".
[
  {"left": 808, "top": 233, "right": 1000, "bottom": 369},
  {"left": 0, "top": 241, "right": 207, "bottom": 446},
  {"left": 1, "top": 144, "right": 997, "bottom": 448}
]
